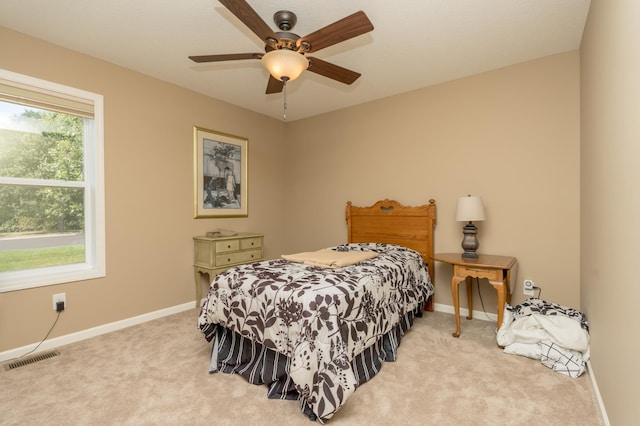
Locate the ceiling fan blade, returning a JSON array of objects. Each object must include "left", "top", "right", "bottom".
[
  {"left": 189, "top": 53, "right": 262, "bottom": 63},
  {"left": 219, "top": 0, "right": 279, "bottom": 43},
  {"left": 307, "top": 57, "right": 361, "bottom": 85},
  {"left": 266, "top": 75, "right": 284, "bottom": 94},
  {"left": 298, "top": 11, "right": 373, "bottom": 53}
]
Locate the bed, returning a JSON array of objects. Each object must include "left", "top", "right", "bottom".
[{"left": 198, "top": 199, "right": 437, "bottom": 423}]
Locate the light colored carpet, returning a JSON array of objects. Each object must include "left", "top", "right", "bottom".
[{"left": 1, "top": 309, "right": 603, "bottom": 425}]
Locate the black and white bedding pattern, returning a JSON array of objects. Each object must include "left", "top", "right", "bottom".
[
  {"left": 198, "top": 243, "right": 434, "bottom": 422},
  {"left": 496, "top": 298, "right": 590, "bottom": 377}
]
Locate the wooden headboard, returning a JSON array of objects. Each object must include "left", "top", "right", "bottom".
[{"left": 346, "top": 198, "right": 437, "bottom": 285}]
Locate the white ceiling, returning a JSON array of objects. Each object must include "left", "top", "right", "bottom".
[{"left": 0, "top": 0, "right": 591, "bottom": 122}]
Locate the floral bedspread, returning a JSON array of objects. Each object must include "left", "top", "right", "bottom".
[{"left": 198, "top": 243, "right": 433, "bottom": 422}]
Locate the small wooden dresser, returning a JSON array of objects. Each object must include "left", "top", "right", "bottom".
[{"left": 193, "top": 233, "right": 264, "bottom": 306}]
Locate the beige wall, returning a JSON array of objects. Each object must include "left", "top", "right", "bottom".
[
  {"left": 285, "top": 52, "right": 581, "bottom": 311},
  {"left": 581, "top": 0, "right": 640, "bottom": 423},
  {"left": 0, "top": 27, "right": 289, "bottom": 351},
  {"left": 1, "top": 25, "right": 582, "bottom": 378}
]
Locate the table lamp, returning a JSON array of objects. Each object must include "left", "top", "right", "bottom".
[{"left": 456, "top": 195, "right": 486, "bottom": 258}]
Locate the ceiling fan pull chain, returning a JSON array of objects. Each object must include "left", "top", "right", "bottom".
[{"left": 282, "top": 77, "right": 289, "bottom": 121}]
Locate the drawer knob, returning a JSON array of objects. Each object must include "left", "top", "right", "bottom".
[
  {"left": 227, "top": 258, "right": 231, "bottom": 262},
  {"left": 227, "top": 245, "right": 231, "bottom": 249}
]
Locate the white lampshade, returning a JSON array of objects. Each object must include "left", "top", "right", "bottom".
[
  {"left": 456, "top": 195, "right": 486, "bottom": 222},
  {"left": 261, "top": 50, "right": 308, "bottom": 82}
]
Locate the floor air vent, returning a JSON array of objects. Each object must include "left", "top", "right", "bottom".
[{"left": 3, "top": 350, "right": 60, "bottom": 371}]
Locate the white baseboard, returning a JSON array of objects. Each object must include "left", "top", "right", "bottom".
[
  {"left": 2, "top": 300, "right": 469, "bottom": 363},
  {"left": 586, "top": 361, "right": 611, "bottom": 426},
  {"left": 0, "top": 301, "right": 195, "bottom": 363},
  {"left": 433, "top": 302, "right": 498, "bottom": 322}
]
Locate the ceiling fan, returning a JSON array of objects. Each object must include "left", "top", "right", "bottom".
[{"left": 189, "top": 0, "right": 374, "bottom": 94}]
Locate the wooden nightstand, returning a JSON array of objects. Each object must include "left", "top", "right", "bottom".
[
  {"left": 193, "top": 233, "right": 264, "bottom": 307},
  {"left": 433, "top": 253, "right": 518, "bottom": 338}
]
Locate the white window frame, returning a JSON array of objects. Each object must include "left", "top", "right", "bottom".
[{"left": 0, "top": 69, "right": 105, "bottom": 292}]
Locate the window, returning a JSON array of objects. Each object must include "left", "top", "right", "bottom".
[{"left": 0, "top": 69, "right": 105, "bottom": 292}]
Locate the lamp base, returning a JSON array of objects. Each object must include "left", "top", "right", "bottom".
[{"left": 461, "top": 222, "right": 479, "bottom": 259}]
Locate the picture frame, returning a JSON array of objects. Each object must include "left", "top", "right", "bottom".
[{"left": 193, "top": 126, "right": 248, "bottom": 218}]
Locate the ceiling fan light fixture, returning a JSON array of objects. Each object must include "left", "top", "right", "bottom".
[{"left": 261, "top": 49, "right": 308, "bottom": 82}]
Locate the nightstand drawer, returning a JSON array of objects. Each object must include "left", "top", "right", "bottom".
[
  {"left": 216, "top": 248, "right": 262, "bottom": 267},
  {"left": 455, "top": 265, "right": 503, "bottom": 281}
]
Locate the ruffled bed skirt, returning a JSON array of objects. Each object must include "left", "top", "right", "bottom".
[{"left": 205, "top": 309, "right": 421, "bottom": 421}]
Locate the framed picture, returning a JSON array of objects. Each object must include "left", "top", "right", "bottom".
[{"left": 193, "top": 126, "right": 248, "bottom": 218}]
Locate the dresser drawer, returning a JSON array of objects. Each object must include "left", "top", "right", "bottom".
[
  {"left": 215, "top": 239, "right": 240, "bottom": 253},
  {"left": 455, "top": 265, "right": 503, "bottom": 281},
  {"left": 240, "top": 237, "right": 263, "bottom": 250},
  {"left": 216, "top": 248, "right": 262, "bottom": 267}
]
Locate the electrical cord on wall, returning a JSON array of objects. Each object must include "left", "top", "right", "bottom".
[
  {"left": 475, "top": 277, "right": 493, "bottom": 321},
  {"left": 8, "top": 310, "right": 62, "bottom": 361},
  {"left": 476, "top": 280, "right": 544, "bottom": 335},
  {"left": 534, "top": 286, "right": 542, "bottom": 299}
]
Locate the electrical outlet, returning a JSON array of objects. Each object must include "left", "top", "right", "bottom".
[
  {"left": 53, "top": 293, "right": 66, "bottom": 311},
  {"left": 523, "top": 280, "right": 534, "bottom": 296}
]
